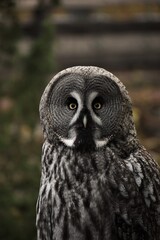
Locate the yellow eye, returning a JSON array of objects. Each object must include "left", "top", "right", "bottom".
[
  {"left": 93, "top": 102, "right": 102, "bottom": 110},
  {"left": 67, "top": 97, "right": 78, "bottom": 110},
  {"left": 92, "top": 96, "right": 104, "bottom": 110},
  {"left": 68, "top": 103, "right": 77, "bottom": 110}
]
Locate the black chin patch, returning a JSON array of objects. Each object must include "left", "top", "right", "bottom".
[{"left": 74, "top": 130, "right": 95, "bottom": 152}]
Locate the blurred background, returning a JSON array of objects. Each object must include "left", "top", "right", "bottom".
[{"left": 0, "top": 0, "right": 160, "bottom": 239}]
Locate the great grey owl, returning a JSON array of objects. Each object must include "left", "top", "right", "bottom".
[{"left": 36, "top": 66, "right": 160, "bottom": 240}]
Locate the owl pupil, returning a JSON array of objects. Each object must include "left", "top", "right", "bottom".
[
  {"left": 92, "top": 97, "right": 103, "bottom": 110},
  {"left": 67, "top": 97, "right": 78, "bottom": 110},
  {"left": 94, "top": 103, "right": 101, "bottom": 109},
  {"left": 69, "top": 103, "right": 77, "bottom": 110}
]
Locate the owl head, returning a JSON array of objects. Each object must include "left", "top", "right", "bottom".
[{"left": 40, "top": 66, "right": 137, "bottom": 151}]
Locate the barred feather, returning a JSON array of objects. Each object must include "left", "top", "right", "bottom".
[
  {"left": 37, "top": 66, "right": 160, "bottom": 240},
  {"left": 36, "top": 140, "right": 160, "bottom": 240}
]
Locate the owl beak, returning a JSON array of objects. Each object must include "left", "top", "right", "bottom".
[{"left": 83, "top": 115, "right": 87, "bottom": 128}]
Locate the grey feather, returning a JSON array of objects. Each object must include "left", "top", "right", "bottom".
[{"left": 37, "top": 66, "right": 160, "bottom": 240}]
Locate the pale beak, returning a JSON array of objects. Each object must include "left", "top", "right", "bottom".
[{"left": 83, "top": 115, "right": 87, "bottom": 128}]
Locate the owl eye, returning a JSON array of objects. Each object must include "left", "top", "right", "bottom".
[
  {"left": 92, "top": 97, "right": 104, "bottom": 110},
  {"left": 93, "top": 102, "right": 102, "bottom": 110},
  {"left": 67, "top": 97, "right": 78, "bottom": 110},
  {"left": 69, "top": 103, "right": 77, "bottom": 110}
]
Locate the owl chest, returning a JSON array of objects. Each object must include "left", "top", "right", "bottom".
[
  {"left": 52, "top": 171, "right": 108, "bottom": 218},
  {"left": 39, "top": 148, "right": 115, "bottom": 238},
  {"left": 46, "top": 150, "right": 109, "bottom": 213},
  {"left": 44, "top": 168, "right": 113, "bottom": 239}
]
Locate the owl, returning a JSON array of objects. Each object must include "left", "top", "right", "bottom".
[{"left": 36, "top": 66, "right": 160, "bottom": 240}]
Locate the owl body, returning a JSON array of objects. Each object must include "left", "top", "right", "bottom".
[{"left": 37, "top": 66, "right": 160, "bottom": 240}]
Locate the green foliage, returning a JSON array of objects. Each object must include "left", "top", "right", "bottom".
[
  {"left": 0, "top": 0, "right": 15, "bottom": 8},
  {"left": 14, "top": 19, "right": 55, "bottom": 127},
  {"left": 0, "top": 0, "right": 21, "bottom": 95},
  {"left": 0, "top": 4, "right": 55, "bottom": 240},
  {"left": 52, "top": 0, "right": 61, "bottom": 6}
]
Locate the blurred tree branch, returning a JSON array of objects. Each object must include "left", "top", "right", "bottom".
[{"left": 0, "top": 1, "right": 55, "bottom": 240}]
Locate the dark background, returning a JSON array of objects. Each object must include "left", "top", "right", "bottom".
[{"left": 0, "top": 0, "right": 160, "bottom": 239}]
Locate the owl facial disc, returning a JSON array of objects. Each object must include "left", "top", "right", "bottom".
[
  {"left": 60, "top": 91, "right": 112, "bottom": 150},
  {"left": 39, "top": 66, "right": 129, "bottom": 152}
]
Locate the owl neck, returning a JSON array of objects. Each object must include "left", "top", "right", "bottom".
[
  {"left": 45, "top": 131, "right": 138, "bottom": 178},
  {"left": 109, "top": 119, "right": 139, "bottom": 159},
  {"left": 44, "top": 140, "right": 114, "bottom": 180},
  {"left": 107, "top": 107, "right": 139, "bottom": 158}
]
